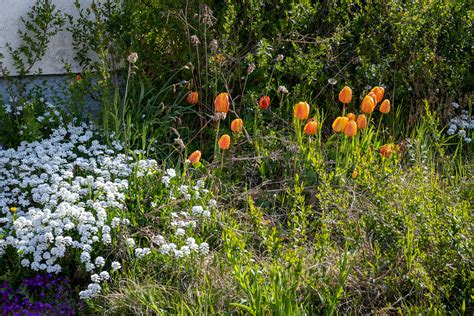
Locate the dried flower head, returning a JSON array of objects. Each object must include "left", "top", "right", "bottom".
[
  {"left": 191, "top": 35, "right": 201, "bottom": 45},
  {"left": 277, "top": 85, "right": 289, "bottom": 94},
  {"left": 202, "top": 5, "right": 215, "bottom": 26},
  {"left": 127, "top": 52, "right": 138, "bottom": 64},
  {"left": 247, "top": 63, "right": 256, "bottom": 74},
  {"left": 174, "top": 138, "right": 185, "bottom": 151},
  {"left": 210, "top": 39, "right": 218, "bottom": 51}
]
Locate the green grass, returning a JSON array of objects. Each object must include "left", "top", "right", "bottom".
[{"left": 86, "top": 98, "right": 472, "bottom": 315}]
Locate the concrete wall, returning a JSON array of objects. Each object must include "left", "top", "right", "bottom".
[{"left": 0, "top": 0, "right": 92, "bottom": 76}]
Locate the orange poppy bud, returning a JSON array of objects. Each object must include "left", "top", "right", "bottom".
[
  {"left": 361, "top": 95, "right": 375, "bottom": 114},
  {"left": 214, "top": 92, "right": 229, "bottom": 114},
  {"left": 332, "top": 116, "right": 349, "bottom": 133},
  {"left": 346, "top": 112, "right": 356, "bottom": 121},
  {"left": 352, "top": 169, "right": 358, "bottom": 179},
  {"left": 344, "top": 120, "right": 357, "bottom": 137},
  {"left": 356, "top": 114, "right": 367, "bottom": 129},
  {"left": 379, "top": 99, "right": 390, "bottom": 114},
  {"left": 258, "top": 95, "right": 270, "bottom": 110},
  {"left": 293, "top": 102, "right": 310, "bottom": 120},
  {"left": 338, "top": 86, "right": 352, "bottom": 104},
  {"left": 379, "top": 144, "right": 395, "bottom": 158},
  {"left": 371, "top": 86, "right": 385, "bottom": 103},
  {"left": 304, "top": 121, "right": 318, "bottom": 135},
  {"left": 218, "top": 134, "right": 231, "bottom": 150},
  {"left": 230, "top": 118, "right": 243, "bottom": 133},
  {"left": 187, "top": 91, "right": 199, "bottom": 105},
  {"left": 188, "top": 150, "right": 202, "bottom": 165},
  {"left": 76, "top": 74, "right": 82, "bottom": 81}
]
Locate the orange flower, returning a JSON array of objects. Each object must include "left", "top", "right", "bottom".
[
  {"left": 218, "top": 134, "right": 231, "bottom": 150},
  {"left": 304, "top": 120, "right": 318, "bottom": 135},
  {"left": 346, "top": 112, "right": 356, "bottom": 121},
  {"left": 293, "top": 102, "right": 310, "bottom": 120},
  {"left": 352, "top": 169, "right": 358, "bottom": 179},
  {"left": 188, "top": 150, "right": 202, "bottom": 165},
  {"left": 356, "top": 114, "right": 367, "bottom": 129},
  {"left": 230, "top": 118, "right": 243, "bottom": 133},
  {"left": 371, "top": 86, "right": 385, "bottom": 103},
  {"left": 332, "top": 116, "right": 349, "bottom": 133},
  {"left": 214, "top": 92, "right": 229, "bottom": 114},
  {"left": 379, "top": 99, "right": 390, "bottom": 114},
  {"left": 76, "top": 73, "right": 82, "bottom": 81},
  {"left": 379, "top": 144, "right": 396, "bottom": 158},
  {"left": 368, "top": 92, "right": 378, "bottom": 104},
  {"left": 259, "top": 95, "right": 271, "bottom": 110},
  {"left": 361, "top": 95, "right": 375, "bottom": 114},
  {"left": 338, "top": 86, "right": 352, "bottom": 104},
  {"left": 187, "top": 91, "right": 199, "bottom": 105},
  {"left": 344, "top": 120, "right": 357, "bottom": 137}
]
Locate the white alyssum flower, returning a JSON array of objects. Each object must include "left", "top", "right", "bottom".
[
  {"left": 99, "top": 271, "right": 110, "bottom": 281},
  {"left": 0, "top": 122, "right": 157, "bottom": 299},
  {"left": 125, "top": 238, "right": 136, "bottom": 247},
  {"left": 95, "top": 256, "right": 105, "bottom": 267},
  {"left": 111, "top": 261, "right": 121, "bottom": 271},
  {"left": 175, "top": 228, "right": 186, "bottom": 237},
  {"left": 135, "top": 247, "right": 151, "bottom": 258},
  {"left": 446, "top": 110, "right": 473, "bottom": 143}
]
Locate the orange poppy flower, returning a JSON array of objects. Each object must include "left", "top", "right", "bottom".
[
  {"left": 346, "top": 112, "right": 356, "bottom": 121},
  {"left": 356, "top": 114, "right": 367, "bottom": 129},
  {"left": 344, "top": 120, "right": 357, "bottom": 137},
  {"left": 361, "top": 95, "right": 375, "bottom": 114},
  {"left": 293, "top": 102, "right": 310, "bottom": 120},
  {"left": 338, "top": 86, "right": 352, "bottom": 104},
  {"left": 304, "top": 120, "right": 318, "bottom": 135},
  {"left": 230, "top": 118, "right": 243, "bottom": 133},
  {"left": 214, "top": 92, "right": 229, "bottom": 114},
  {"left": 379, "top": 99, "right": 390, "bottom": 114},
  {"left": 187, "top": 91, "right": 199, "bottom": 105},
  {"left": 332, "top": 116, "right": 349, "bottom": 133},
  {"left": 188, "top": 150, "right": 202, "bottom": 165},
  {"left": 371, "top": 86, "right": 385, "bottom": 103},
  {"left": 218, "top": 134, "right": 231, "bottom": 150},
  {"left": 259, "top": 96, "right": 270, "bottom": 110}
]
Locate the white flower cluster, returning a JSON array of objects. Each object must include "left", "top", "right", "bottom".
[
  {"left": 149, "top": 172, "right": 216, "bottom": 259},
  {"left": 447, "top": 109, "right": 473, "bottom": 143},
  {"left": 0, "top": 123, "right": 157, "bottom": 299},
  {"left": 2, "top": 98, "right": 63, "bottom": 135}
]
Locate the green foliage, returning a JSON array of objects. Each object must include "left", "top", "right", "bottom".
[
  {"left": 0, "top": 0, "right": 65, "bottom": 147},
  {"left": 1, "top": 1, "right": 472, "bottom": 314}
]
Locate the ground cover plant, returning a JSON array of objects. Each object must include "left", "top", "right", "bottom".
[{"left": 0, "top": 0, "right": 472, "bottom": 314}]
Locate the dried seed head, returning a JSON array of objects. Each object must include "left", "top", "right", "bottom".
[
  {"left": 210, "top": 39, "right": 218, "bottom": 51},
  {"left": 191, "top": 35, "right": 201, "bottom": 45},
  {"left": 127, "top": 52, "right": 138, "bottom": 64},
  {"left": 174, "top": 138, "right": 185, "bottom": 151},
  {"left": 277, "top": 85, "right": 289, "bottom": 94},
  {"left": 247, "top": 63, "right": 256, "bottom": 74},
  {"left": 202, "top": 5, "right": 215, "bottom": 26}
]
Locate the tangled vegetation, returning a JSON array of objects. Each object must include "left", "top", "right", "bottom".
[{"left": 0, "top": 0, "right": 472, "bottom": 314}]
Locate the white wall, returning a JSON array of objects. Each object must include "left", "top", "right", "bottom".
[{"left": 0, "top": 0, "right": 92, "bottom": 76}]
